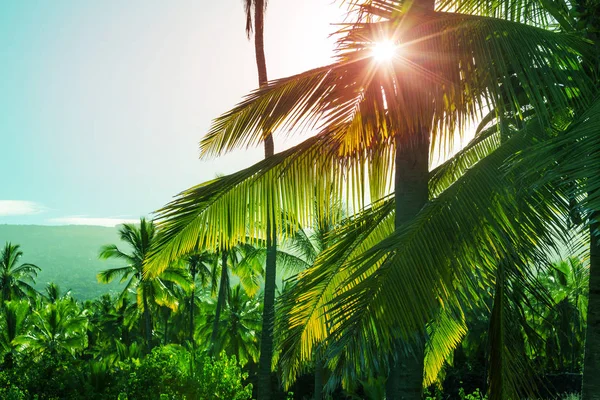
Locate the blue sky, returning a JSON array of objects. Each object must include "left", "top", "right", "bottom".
[{"left": 0, "top": 0, "right": 342, "bottom": 226}]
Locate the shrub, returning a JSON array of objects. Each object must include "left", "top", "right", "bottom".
[{"left": 191, "top": 354, "right": 253, "bottom": 400}]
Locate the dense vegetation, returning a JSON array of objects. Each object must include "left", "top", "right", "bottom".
[
  {"left": 0, "top": 225, "right": 592, "bottom": 399},
  {"left": 3, "top": 0, "right": 600, "bottom": 399},
  {"left": 0, "top": 225, "right": 123, "bottom": 299}
]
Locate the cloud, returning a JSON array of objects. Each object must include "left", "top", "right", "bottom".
[
  {"left": 48, "top": 216, "right": 140, "bottom": 227},
  {"left": 0, "top": 200, "right": 46, "bottom": 217}
]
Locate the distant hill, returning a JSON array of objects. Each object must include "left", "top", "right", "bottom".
[{"left": 0, "top": 225, "right": 128, "bottom": 300}]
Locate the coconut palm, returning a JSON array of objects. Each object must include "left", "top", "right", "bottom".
[
  {"left": 98, "top": 218, "right": 189, "bottom": 352},
  {"left": 0, "top": 242, "right": 40, "bottom": 304},
  {"left": 198, "top": 284, "right": 262, "bottom": 366},
  {"left": 14, "top": 297, "right": 88, "bottom": 358},
  {"left": 185, "top": 251, "right": 218, "bottom": 344},
  {"left": 0, "top": 299, "right": 30, "bottom": 368},
  {"left": 151, "top": 0, "right": 592, "bottom": 398},
  {"left": 277, "top": 207, "right": 342, "bottom": 400},
  {"left": 87, "top": 294, "right": 140, "bottom": 361},
  {"left": 535, "top": 257, "right": 589, "bottom": 373},
  {"left": 518, "top": 100, "right": 600, "bottom": 398},
  {"left": 209, "top": 242, "right": 266, "bottom": 356},
  {"left": 435, "top": 0, "right": 600, "bottom": 396},
  {"left": 43, "top": 282, "right": 70, "bottom": 304}
]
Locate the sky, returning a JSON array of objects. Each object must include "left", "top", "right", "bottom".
[{"left": 0, "top": 0, "right": 344, "bottom": 226}]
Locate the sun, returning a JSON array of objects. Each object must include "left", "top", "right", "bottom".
[{"left": 371, "top": 40, "right": 397, "bottom": 62}]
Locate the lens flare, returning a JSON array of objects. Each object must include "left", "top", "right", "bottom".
[{"left": 372, "top": 40, "right": 397, "bottom": 62}]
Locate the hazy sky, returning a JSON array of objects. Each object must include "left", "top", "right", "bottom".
[{"left": 0, "top": 0, "right": 344, "bottom": 226}]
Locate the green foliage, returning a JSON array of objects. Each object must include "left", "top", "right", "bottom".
[
  {"left": 0, "top": 242, "right": 40, "bottom": 304},
  {"left": 0, "top": 344, "right": 253, "bottom": 400},
  {"left": 192, "top": 354, "right": 253, "bottom": 400},
  {"left": 2, "top": 0, "right": 599, "bottom": 398},
  {"left": 111, "top": 347, "right": 252, "bottom": 400},
  {"left": 6, "top": 354, "right": 90, "bottom": 400},
  {"left": 15, "top": 297, "right": 88, "bottom": 358},
  {"left": 458, "top": 387, "right": 488, "bottom": 400},
  {"left": 112, "top": 346, "right": 189, "bottom": 400}
]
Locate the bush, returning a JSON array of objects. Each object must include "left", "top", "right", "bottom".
[
  {"left": 111, "top": 346, "right": 252, "bottom": 400},
  {"left": 110, "top": 345, "right": 189, "bottom": 399},
  {"left": 0, "top": 345, "right": 252, "bottom": 400},
  {"left": 191, "top": 354, "right": 253, "bottom": 400}
]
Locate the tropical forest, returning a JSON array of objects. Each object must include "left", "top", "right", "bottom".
[{"left": 1, "top": 0, "right": 599, "bottom": 399}]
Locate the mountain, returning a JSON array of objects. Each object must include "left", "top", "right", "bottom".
[{"left": 0, "top": 225, "right": 128, "bottom": 300}]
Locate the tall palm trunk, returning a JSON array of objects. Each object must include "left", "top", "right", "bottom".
[
  {"left": 386, "top": 131, "right": 430, "bottom": 400},
  {"left": 583, "top": 219, "right": 600, "bottom": 399},
  {"left": 386, "top": 3, "right": 433, "bottom": 399},
  {"left": 252, "top": 0, "right": 277, "bottom": 398},
  {"left": 211, "top": 251, "right": 229, "bottom": 356},
  {"left": 142, "top": 287, "right": 152, "bottom": 352}
]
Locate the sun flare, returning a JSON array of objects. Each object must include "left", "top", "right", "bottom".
[{"left": 372, "top": 40, "right": 397, "bottom": 62}]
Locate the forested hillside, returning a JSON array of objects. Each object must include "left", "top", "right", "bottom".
[{"left": 0, "top": 225, "right": 123, "bottom": 299}]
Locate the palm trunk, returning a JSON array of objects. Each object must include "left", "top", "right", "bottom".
[
  {"left": 253, "top": 0, "right": 276, "bottom": 399},
  {"left": 582, "top": 219, "right": 600, "bottom": 399},
  {"left": 385, "top": 4, "right": 435, "bottom": 399},
  {"left": 211, "top": 251, "right": 228, "bottom": 356},
  {"left": 259, "top": 220, "right": 277, "bottom": 399},
  {"left": 386, "top": 130, "right": 429, "bottom": 400},
  {"left": 142, "top": 288, "right": 152, "bottom": 352}
]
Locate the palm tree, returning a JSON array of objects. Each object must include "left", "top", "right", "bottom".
[
  {"left": 210, "top": 250, "right": 230, "bottom": 355},
  {"left": 87, "top": 294, "right": 140, "bottom": 361},
  {"left": 0, "top": 242, "right": 40, "bottom": 304},
  {"left": 209, "top": 242, "right": 266, "bottom": 356},
  {"left": 242, "top": 0, "right": 278, "bottom": 396},
  {"left": 98, "top": 218, "right": 189, "bottom": 351},
  {"left": 0, "top": 300, "right": 30, "bottom": 368},
  {"left": 198, "top": 284, "right": 262, "bottom": 366},
  {"left": 43, "top": 282, "right": 70, "bottom": 304},
  {"left": 273, "top": 202, "right": 343, "bottom": 399},
  {"left": 535, "top": 257, "right": 589, "bottom": 373},
  {"left": 151, "top": 0, "right": 591, "bottom": 397},
  {"left": 185, "top": 251, "right": 218, "bottom": 344},
  {"left": 15, "top": 297, "right": 88, "bottom": 358}
]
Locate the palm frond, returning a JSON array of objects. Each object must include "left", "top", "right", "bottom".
[
  {"left": 97, "top": 266, "right": 135, "bottom": 285},
  {"left": 316, "top": 124, "right": 568, "bottom": 369},
  {"left": 437, "top": 0, "right": 573, "bottom": 29},
  {"left": 520, "top": 97, "right": 600, "bottom": 214},
  {"left": 99, "top": 245, "right": 136, "bottom": 264},
  {"left": 423, "top": 305, "right": 468, "bottom": 386}
]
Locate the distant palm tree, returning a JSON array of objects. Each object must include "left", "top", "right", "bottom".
[
  {"left": 198, "top": 284, "right": 262, "bottom": 365},
  {"left": 0, "top": 300, "right": 30, "bottom": 368},
  {"left": 43, "top": 282, "right": 70, "bottom": 304},
  {"left": 98, "top": 218, "right": 189, "bottom": 351},
  {"left": 185, "top": 252, "right": 218, "bottom": 344},
  {"left": 0, "top": 242, "right": 40, "bottom": 305},
  {"left": 15, "top": 297, "right": 88, "bottom": 358},
  {"left": 87, "top": 294, "right": 139, "bottom": 360},
  {"left": 209, "top": 243, "right": 264, "bottom": 356},
  {"left": 540, "top": 257, "right": 589, "bottom": 373}
]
